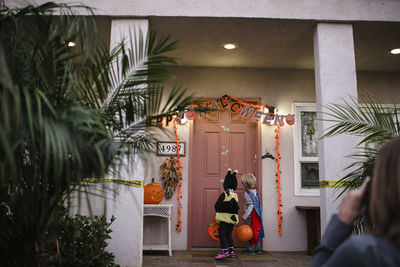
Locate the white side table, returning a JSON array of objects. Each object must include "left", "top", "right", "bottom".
[{"left": 143, "top": 204, "right": 172, "bottom": 256}]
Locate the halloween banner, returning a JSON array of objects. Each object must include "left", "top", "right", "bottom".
[{"left": 146, "top": 95, "right": 295, "bottom": 127}]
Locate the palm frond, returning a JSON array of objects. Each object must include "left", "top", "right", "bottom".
[
  {"left": 76, "top": 27, "right": 193, "bottom": 150},
  {"left": 323, "top": 95, "right": 400, "bottom": 146},
  {"left": 333, "top": 146, "right": 377, "bottom": 198},
  {"left": 323, "top": 94, "right": 399, "bottom": 202},
  {"left": 103, "top": 29, "right": 176, "bottom": 110}
]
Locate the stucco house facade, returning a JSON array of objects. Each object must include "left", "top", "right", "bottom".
[{"left": 10, "top": 0, "right": 400, "bottom": 266}]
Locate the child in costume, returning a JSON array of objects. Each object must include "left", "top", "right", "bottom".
[
  {"left": 241, "top": 173, "right": 264, "bottom": 255},
  {"left": 214, "top": 169, "right": 239, "bottom": 259}
]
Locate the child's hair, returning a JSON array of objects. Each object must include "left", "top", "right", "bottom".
[{"left": 241, "top": 173, "right": 256, "bottom": 190}]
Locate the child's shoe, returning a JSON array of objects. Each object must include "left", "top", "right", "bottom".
[
  {"left": 215, "top": 250, "right": 229, "bottom": 260},
  {"left": 255, "top": 249, "right": 262, "bottom": 254},
  {"left": 242, "top": 249, "right": 255, "bottom": 255},
  {"left": 228, "top": 247, "right": 236, "bottom": 258}
]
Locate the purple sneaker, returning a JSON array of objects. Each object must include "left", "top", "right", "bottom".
[
  {"left": 215, "top": 251, "right": 229, "bottom": 259},
  {"left": 229, "top": 251, "right": 237, "bottom": 258}
]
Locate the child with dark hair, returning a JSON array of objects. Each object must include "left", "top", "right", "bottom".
[{"left": 214, "top": 169, "right": 239, "bottom": 259}]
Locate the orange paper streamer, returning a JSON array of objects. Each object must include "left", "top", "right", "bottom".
[
  {"left": 275, "top": 126, "right": 283, "bottom": 236},
  {"left": 173, "top": 119, "right": 183, "bottom": 232}
]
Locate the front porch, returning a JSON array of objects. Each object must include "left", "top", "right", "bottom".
[{"left": 143, "top": 249, "right": 311, "bottom": 266}]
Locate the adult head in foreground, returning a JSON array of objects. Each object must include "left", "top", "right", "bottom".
[{"left": 310, "top": 136, "right": 400, "bottom": 267}]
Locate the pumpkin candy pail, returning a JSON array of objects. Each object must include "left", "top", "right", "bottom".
[
  {"left": 144, "top": 178, "right": 163, "bottom": 204},
  {"left": 235, "top": 224, "right": 253, "bottom": 242},
  {"left": 207, "top": 220, "right": 220, "bottom": 241}
]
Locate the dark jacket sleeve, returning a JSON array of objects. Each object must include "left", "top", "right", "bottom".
[
  {"left": 311, "top": 214, "right": 400, "bottom": 267},
  {"left": 309, "top": 214, "right": 354, "bottom": 267},
  {"left": 215, "top": 193, "right": 225, "bottom": 211},
  {"left": 230, "top": 197, "right": 239, "bottom": 215}
]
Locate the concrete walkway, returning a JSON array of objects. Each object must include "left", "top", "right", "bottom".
[{"left": 143, "top": 250, "right": 311, "bottom": 266}]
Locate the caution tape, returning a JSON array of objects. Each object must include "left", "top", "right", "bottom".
[
  {"left": 83, "top": 178, "right": 144, "bottom": 188},
  {"left": 319, "top": 180, "right": 352, "bottom": 188}
]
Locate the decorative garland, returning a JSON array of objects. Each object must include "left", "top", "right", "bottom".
[
  {"left": 186, "top": 95, "right": 274, "bottom": 110},
  {"left": 148, "top": 95, "right": 295, "bottom": 127},
  {"left": 173, "top": 118, "right": 183, "bottom": 232},
  {"left": 275, "top": 126, "right": 283, "bottom": 236},
  {"left": 160, "top": 157, "right": 180, "bottom": 199}
]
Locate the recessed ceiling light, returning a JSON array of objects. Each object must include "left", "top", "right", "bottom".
[
  {"left": 223, "top": 43, "right": 237, "bottom": 50},
  {"left": 390, "top": 48, "right": 400, "bottom": 55},
  {"left": 67, "top": 41, "right": 76, "bottom": 47}
]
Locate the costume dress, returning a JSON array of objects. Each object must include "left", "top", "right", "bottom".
[{"left": 244, "top": 189, "right": 264, "bottom": 251}]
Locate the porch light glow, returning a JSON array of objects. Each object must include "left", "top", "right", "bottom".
[
  {"left": 181, "top": 117, "right": 188, "bottom": 124},
  {"left": 67, "top": 41, "right": 76, "bottom": 47},
  {"left": 223, "top": 43, "right": 236, "bottom": 50},
  {"left": 263, "top": 107, "right": 277, "bottom": 126},
  {"left": 180, "top": 115, "right": 188, "bottom": 124},
  {"left": 390, "top": 48, "right": 400, "bottom": 55}
]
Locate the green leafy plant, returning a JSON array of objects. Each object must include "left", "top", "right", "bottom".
[
  {"left": 322, "top": 95, "right": 400, "bottom": 233},
  {"left": 58, "top": 214, "right": 118, "bottom": 267},
  {"left": 0, "top": 2, "right": 192, "bottom": 266},
  {"left": 323, "top": 95, "right": 400, "bottom": 196}
]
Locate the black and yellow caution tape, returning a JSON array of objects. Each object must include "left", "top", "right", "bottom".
[
  {"left": 319, "top": 180, "right": 352, "bottom": 188},
  {"left": 83, "top": 178, "right": 144, "bottom": 188}
]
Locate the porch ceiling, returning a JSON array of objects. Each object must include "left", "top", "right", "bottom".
[{"left": 149, "top": 17, "right": 400, "bottom": 72}]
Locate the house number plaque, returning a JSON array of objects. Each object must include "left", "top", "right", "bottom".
[{"left": 157, "top": 141, "right": 186, "bottom": 157}]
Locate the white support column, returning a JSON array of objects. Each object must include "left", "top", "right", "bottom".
[
  {"left": 110, "top": 18, "right": 149, "bottom": 181},
  {"left": 110, "top": 19, "right": 149, "bottom": 52},
  {"left": 313, "top": 23, "right": 359, "bottom": 233},
  {"left": 107, "top": 19, "right": 149, "bottom": 267}
]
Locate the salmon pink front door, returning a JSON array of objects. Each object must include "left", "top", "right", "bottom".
[{"left": 190, "top": 106, "right": 259, "bottom": 247}]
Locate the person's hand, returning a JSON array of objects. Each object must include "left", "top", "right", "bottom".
[
  {"left": 338, "top": 178, "right": 370, "bottom": 225},
  {"left": 242, "top": 215, "right": 247, "bottom": 220}
]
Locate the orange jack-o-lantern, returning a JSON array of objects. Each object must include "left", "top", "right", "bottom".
[
  {"left": 285, "top": 114, "right": 295, "bottom": 125},
  {"left": 235, "top": 224, "right": 253, "bottom": 242},
  {"left": 144, "top": 178, "right": 163, "bottom": 204},
  {"left": 207, "top": 220, "right": 219, "bottom": 241}
]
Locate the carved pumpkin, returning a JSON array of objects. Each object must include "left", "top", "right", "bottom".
[
  {"left": 235, "top": 224, "right": 253, "bottom": 242},
  {"left": 285, "top": 114, "right": 295, "bottom": 125},
  {"left": 144, "top": 178, "right": 163, "bottom": 204},
  {"left": 207, "top": 220, "right": 219, "bottom": 241}
]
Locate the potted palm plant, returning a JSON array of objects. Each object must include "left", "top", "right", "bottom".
[
  {"left": 323, "top": 95, "right": 400, "bottom": 232},
  {"left": 0, "top": 2, "right": 192, "bottom": 265}
]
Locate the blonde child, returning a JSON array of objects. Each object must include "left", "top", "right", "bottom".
[{"left": 241, "top": 173, "right": 264, "bottom": 255}]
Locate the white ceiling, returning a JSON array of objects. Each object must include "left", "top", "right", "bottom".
[{"left": 149, "top": 17, "right": 400, "bottom": 72}]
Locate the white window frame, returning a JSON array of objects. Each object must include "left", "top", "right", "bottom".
[{"left": 293, "top": 103, "right": 320, "bottom": 196}]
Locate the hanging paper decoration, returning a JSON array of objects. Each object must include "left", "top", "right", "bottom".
[
  {"left": 160, "top": 157, "right": 181, "bottom": 199},
  {"left": 275, "top": 126, "right": 283, "bottom": 236},
  {"left": 147, "top": 95, "right": 295, "bottom": 127},
  {"left": 173, "top": 119, "right": 183, "bottom": 232},
  {"left": 285, "top": 114, "right": 295, "bottom": 125}
]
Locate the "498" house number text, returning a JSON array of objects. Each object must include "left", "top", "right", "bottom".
[{"left": 157, "top": 142, "right": 186, "bottom": 157}]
